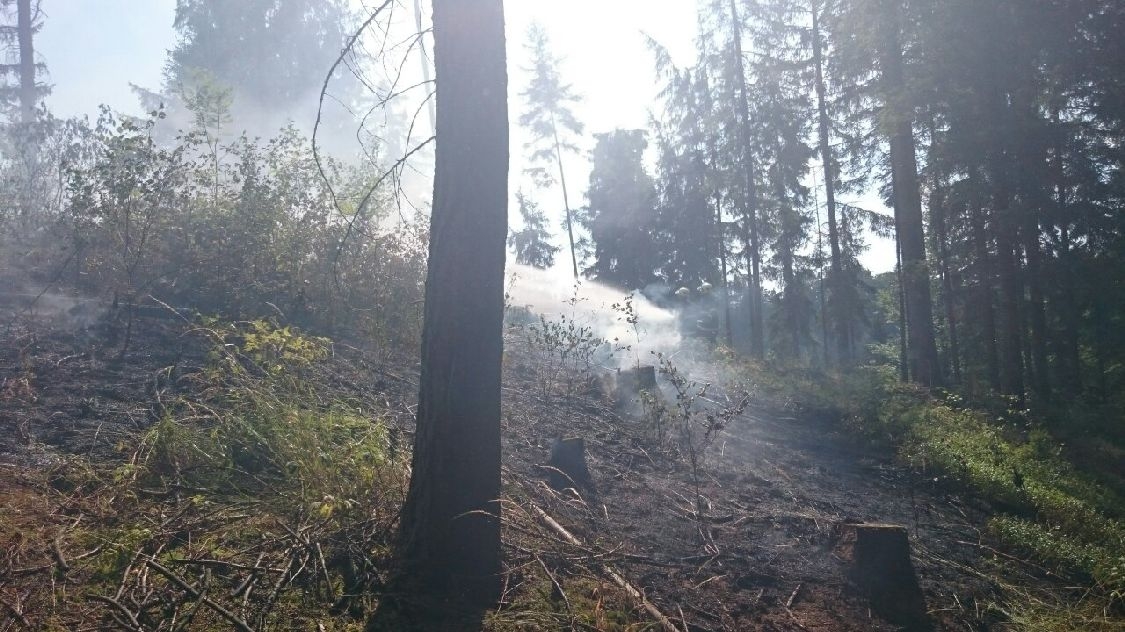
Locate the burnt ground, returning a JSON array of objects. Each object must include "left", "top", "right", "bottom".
[
  {"left": 497, "top": 339, "right": 1093, "bottom": 631},
  {"left": 0, "top": 309, "right": 1098, "bottom": 631}
]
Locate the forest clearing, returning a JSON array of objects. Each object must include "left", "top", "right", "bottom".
[{"left": 1, "top": 0, "right": 1123, "bottom": 630}]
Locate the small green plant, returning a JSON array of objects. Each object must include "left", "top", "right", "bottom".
[
  {"left": 525, "top": 284, "right": 627, "bottom": 404},
  {"left": 527, "top": 313, "right": 607, "bottom": 401},
  {"left": 610, "top": 292, "right": 642, "bottom": 366},
  {"left": 654, "top": 352, "right": 749, "bottom": 528},
  {"left": 241, "top": 318, "right": 331, "bottom": 371}
]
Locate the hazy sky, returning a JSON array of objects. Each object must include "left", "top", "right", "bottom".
[{"left": 34, "top": 0, "right": 894, "bottom": 274}]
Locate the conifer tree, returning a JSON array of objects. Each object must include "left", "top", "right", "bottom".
[
  {"left": 519, "top": 23, "right": 583, "bottom": 278},
  {"left": 580, "top": 129, "right": 658, "bottom": 289},
  {"left": 508, "top": 190, "right": 559, "bottom": 270}
]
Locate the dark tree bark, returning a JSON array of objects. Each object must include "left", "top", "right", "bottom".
[
  {"left": 929, "top": 176, "right": 962, "bottom": 384},
  {"left": 878, "top": 0, "right": 941, "bottom": 386},
  {"left": 992, "top": 185, "right": 1026, "bottom": 401},
  {"left": 811, "top": 0, "right": 850, "bottom": 363},
  {"left": 969, "top": 178, "right": 1001, "bottom": 392},
  {"left": 387, "top": 0, "right": 508, "bottom": 611},
  {"left": 1020, "top": 186, "right": 1051, "bottom": 404},
  {"left": 1051, "top": 107, "right": 1082, "bottom": 394},
  {"left": 729, "top": 0, "right": 766, "bottom": 359},
  {"left": 1009, "top": 81, "right": 1051, "bottom": 404}
]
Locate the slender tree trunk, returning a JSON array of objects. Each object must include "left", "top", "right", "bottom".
[
  {"left": 17, "top": 0, "right": 35, "bottom": 125},
  {"left": 896, "top": 240, "right": 909, "bottom": 383},
  {"left": 772, "top": 134, "right": 803, "bottom": 359},
  {"left": 388, "top": 0, "right": 508, "bottom": 611},
  {"left": 929, "top": 177, "right": 962, "bottom": 384},
  {"left": 1010, "top": 93, "right": 1051, "bottom": 404},
  {"left": 969, "top": 178, "right": 1001, "bottom": 392},
  {"left": 413, "top": 0, "right": 436, "bottom": 133},
  {"left": 879, "top": 0, "right": 941, "bottom": 386},
  {"left": 728, "top": 0, "right": 765, "bottom": 359},
  {"left": 1021, "top": 200, "right": 1050, "bottom": 404},
  {"left": 924, "top": 117, "right": 961, "bottom": 383},
  {"left": 811, "top": 0, "right": 849, "bottom": 362},
  {"left": 993, "top": 194, "right": 1025, "bottom": 401},
  {"left": 812, "top": 170, "right": 830, "bottom": 367},
  {"left": 550, "top": 119, "right": 579, "bottom": 279},
  {"left": 710, "top": 147, "right": 734, "bottom": 347},
  {"left": 1051, "top": 107, "right": 1082, "bottom": 395}
]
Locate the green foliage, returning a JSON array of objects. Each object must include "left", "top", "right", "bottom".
[
  {"left": 722, "top": 353, "right": 1125, "bottom": 604},
  {"left": 241, "top": 319, "right": 331, "bottom": 371},
  {"left": 519, "top": 22, "right": 583, "bottom": 188},
  {"left": 45, "top": 109, "right": 427, "bottom": 354},
  {"left": 144, "top": 320, "right": 401, "bottom": 521},
  {"left": 508, "top": 190, "right": 559, "bottom": 269},
  {"left": 164, "top": 0, "right": 357, "bottom": 111},
  {"left": 526, "top": 312, "right": 613, "bottom": 402},
  {"left": 580, "top": 129, "right": 658, "bottom": 288}
]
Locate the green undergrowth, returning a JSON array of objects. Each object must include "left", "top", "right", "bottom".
[
  {"left": 141, "top": 318, "right": 405, "bottom": 520},
  {"left": 1, "top": 319, "right": 407, "bottom": 629},
  {"left": 719, "top": 351, "right": 1125, "bottom": 615}
]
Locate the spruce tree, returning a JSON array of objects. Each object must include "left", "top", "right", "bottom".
[{"left": 519, "top": 23, "right": 584, "bottom": 278}]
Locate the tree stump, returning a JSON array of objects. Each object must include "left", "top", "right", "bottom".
[
  {"left": 835, "top": 523, "right": 931, "bottom": 630},
  {"left": 546, "top": 437, "right": 595, "bottom": 494},
  {"left": 614, "top": 365, "right": 657, "bottom": 407}
]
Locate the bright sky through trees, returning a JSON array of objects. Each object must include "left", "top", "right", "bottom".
[{"left": 35, "top": 0, "right": 895, "bottom": 275}]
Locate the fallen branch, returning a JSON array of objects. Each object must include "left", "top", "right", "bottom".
[
  {"left": 785, "top": 582, "right": 802, "bottom": 609},
  {"left": 1, "top": 595, "right": 31, "bottom": 628},
  {"left": 145, "top": 559, "right": 254, "bottom": 632},
  {"left": 87, "top": 594, "right": 143, "bottom": 631},
  {"left": 530, "top": 504, "right": 678, "bottom": 632}
]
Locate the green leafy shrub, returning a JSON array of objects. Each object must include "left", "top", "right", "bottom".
[{"left": 143, "top": 320, "right": 402, "bottom": 521}]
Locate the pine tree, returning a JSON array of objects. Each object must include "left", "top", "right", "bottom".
[
  {"left": 0, "top": 0, "right": 46, "bottom": 123},
  {"left": 519, "top": 23, "right": 583, "bottom": 278},
  {"left": 378, "top": 0, "right": 508, "bottom": 619},
  {"left": 580, "top": 129, "right": 658, "bottom": 289},
  {"left": 508, "top": 190, "right": 560, "bottom": 269}
]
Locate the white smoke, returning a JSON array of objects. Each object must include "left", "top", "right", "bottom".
[{"left": 505, "top": 262, "right": 683, "bottom": 366}]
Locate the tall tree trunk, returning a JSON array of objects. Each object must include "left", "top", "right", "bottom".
[
  {"left": 710, "top": 147, "right": 734, "bottom": 347},
  {"left": 896, "top": 239, "right": 909, "bottom": 383},
  {"left": 1011, "top": 92, "right": 1051, "bottom": 404},
  {"left": 551, "top": 117, "right": 579, "bottom": 278},
  {"left": 878, "top": 0, "right": 941, "bottom": 386},
  {"left": 17, "top": 0, "right": 35, "bottom": 124},
  {"left": 979, "top": 1, "right": 1025, "bottom": 403},
  {"left": 929, "top": 176, "right": 962, "bottom": 384},
  {"left": 390, "top": 0, "right": 508, "bottom": 609},
  {"left": 729, "top": 0, "right": 765, "bottom": 359},
  {"left": 1021, "top": 197, "right": 1050, "bottom": 404},
  {"left": 969, "top": 178, "right": 1001, "bottom": 392},
  {"left": 993, "top": 188, "right": 1026, "bottom": 401},
  {"left": 812, "top": 171, "right": 830, "bottom": 367},
  {"left": 773, "top": 136, "right": 799, "bottom": 359},
  {"left": 1050, "top": 106, "right": 1081, "bottom": 394},
  {"left": 811, "top": 0, "right": 850, "bottom": 363}
]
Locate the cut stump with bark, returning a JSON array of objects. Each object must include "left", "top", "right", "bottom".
[
  {"left": 614, "top": 365, "right": 657, "bottom": 407},
  {"left": 835, "top": 522, "right": 931, "bottom": 631},
  {"left": 546, "top": 437, "right": 595, "bottom": 494}
]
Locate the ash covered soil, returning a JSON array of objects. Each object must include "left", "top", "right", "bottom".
[{"left": 0, "top": 310, "right": 1083, "bottom": 630}]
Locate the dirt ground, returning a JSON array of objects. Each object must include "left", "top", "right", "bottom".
[
  {"left": 497, "top": 339, "right": 1092, "bottom": 631},
  {"left": 0, "top": 310, "right": 1094, "bottom": 630}
]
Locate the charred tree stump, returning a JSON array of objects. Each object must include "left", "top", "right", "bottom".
[
  {"left": 614, "top": 365, "right": 657, "bottom": 407},
  {"left": 836, "top": 523, "right": 931, "bottom": 630},
  {"left": 546, "top": 437, "right": 594, "bottom": 494}
]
